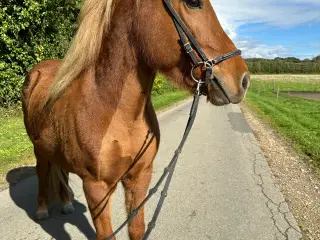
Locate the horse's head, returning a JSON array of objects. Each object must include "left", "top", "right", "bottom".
[{"left": 135, "top": 0, "right": 250, "bottom": 106}]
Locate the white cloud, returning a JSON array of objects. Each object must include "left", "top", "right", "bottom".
[
  {"left": 237, "top": 39, "right": 289, "bottom": 59},
  {"left": 211, "top": 0, "right": 320, "bottom": 58},
  {"left": 212, "top": 0, "right": 320, "bottom": 27}
]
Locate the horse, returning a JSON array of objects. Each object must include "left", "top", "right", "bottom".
[{"left": 21, "top": 0, "right": 250, "bottom": 239}]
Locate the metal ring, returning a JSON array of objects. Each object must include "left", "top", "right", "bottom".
[
  {"left": 190, "top": 61, "right": 213, "bottom": 83},
  {"left": 190, "top": 63, "right": 204, "bottom": 83},
  {"left": 204, "top": 61, "right": 213, "bottom": 68}
]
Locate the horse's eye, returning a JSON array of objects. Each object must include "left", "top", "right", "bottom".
[{"left": 184, "top": 0, "right": 203, "bottom": 9}]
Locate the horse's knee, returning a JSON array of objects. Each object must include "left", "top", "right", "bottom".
[
  {"left": 83, "top": 179, "right": 115, "bottom": 238},
  {"left": 128, "top": 210, "right": 145, "bottom": 240},
  {"left": 128, "top": 223, "right": 145, "bottom": 240}
]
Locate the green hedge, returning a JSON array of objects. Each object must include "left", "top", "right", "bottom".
[
  {"left": 246, "top": 57, "right": 320, "bottom": 74},
  {"left": 0, "top": 0, "right": 180, "bottom": 107},
  {"left": 0, "top": 0, "right": 81, "bottom": 107}
]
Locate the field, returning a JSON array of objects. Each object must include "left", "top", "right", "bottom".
[
  {"left": 0, "top": 79, "right": 189, "bottom": 186},
  {"left": 245, "top": 75, "right": 320, "bottom": 169}
]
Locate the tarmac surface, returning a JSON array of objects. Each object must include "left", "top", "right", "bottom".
[{"left": 0, "top": 99, "right": 302, "bottom": 239}]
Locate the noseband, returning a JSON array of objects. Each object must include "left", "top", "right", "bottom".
[{"left": 164, "top": 0, "right": 242, "bottom": 101}]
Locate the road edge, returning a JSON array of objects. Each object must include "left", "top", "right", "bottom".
[{"left": 241, "top": 103, "right": 320, "bottom": 240}]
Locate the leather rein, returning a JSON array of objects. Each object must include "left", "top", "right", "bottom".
[{"left": 105, "top": 1, "right": 241, "bottom": 239}]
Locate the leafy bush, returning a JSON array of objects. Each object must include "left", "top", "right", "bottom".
[
  {"left": 152, "top": 74, "right": 177, "bottom": 96},
  {"left": 0, "top": 0, "right": 81, "bottom": 107},
  {"left": 0, "top": 1, "right": 182, "bottom": 107}
]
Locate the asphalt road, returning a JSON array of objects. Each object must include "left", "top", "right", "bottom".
[{"left": 0, "top": 99, "right": 302, "bottom": 240}]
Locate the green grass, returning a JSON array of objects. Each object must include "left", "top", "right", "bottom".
[
  {"left": 245, "top": 75, "right": 320, "bottom": 168},
  {"left": 152, "top": 91, "right": 190, "bottom": 111},
  {"left": 0, "top": 107, "right": 35, "bottom": 184},
  {"left": 0, "top": 89, "right": 190, "bottom": 185},
  {"left": 251, "top": 74, "right": 320, "bottom": 92}
]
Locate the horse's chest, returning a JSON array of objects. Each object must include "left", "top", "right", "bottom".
[{"left": 96, "top": 120, "right": 158, "bottom": 182}]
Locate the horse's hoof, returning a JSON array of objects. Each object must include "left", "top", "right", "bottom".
[
  {"left": 61, "top": 202, "right": 75, "bottom": 215},
  {"left": 35, "top": 210, "right": 49, "bottom": 221}
]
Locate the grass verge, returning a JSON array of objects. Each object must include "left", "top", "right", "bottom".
[
  {"left": 0, "top": 107, "right": 34, "bottom": 185},
  {"left": 152, "top": 91, "right": 190, "bottom": 111},
  {"left": 0, "top": 90, "right": 190, "bottom": 186},
  {"left": 245, "top": 75, "right": 320, "bottom": 169}
]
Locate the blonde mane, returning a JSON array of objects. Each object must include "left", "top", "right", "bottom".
[{"left": 47, "top": 0, "right": 114, "bottom": 103}]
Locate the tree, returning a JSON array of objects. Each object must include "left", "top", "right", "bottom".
[
  {"left": 313, "top": 56, "right": 320, "bottom": 62},
  {"left": 245, "top": 57, "right": 320, "bottom": 74}
]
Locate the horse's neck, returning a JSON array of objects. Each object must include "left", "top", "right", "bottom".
[{"left": 92, "top": 25, "right": 155, "bottom": 120}]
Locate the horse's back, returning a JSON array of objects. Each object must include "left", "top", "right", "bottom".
[{"left": 22, "top": 60, "right": 61, "bottom": 104}]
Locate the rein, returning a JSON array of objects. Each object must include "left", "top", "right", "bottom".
[{"left": 105, "top": 1, "right": 241, "bottom": 239}]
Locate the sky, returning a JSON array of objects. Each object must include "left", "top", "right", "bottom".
[{"left": 211, "top": 0, "right": 320, "bottom": 59}]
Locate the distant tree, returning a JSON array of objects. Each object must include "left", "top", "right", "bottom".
[
  {"left": 312, "top": 56, "right": 320, "bottom": 62},
  {"left": 245, "top": 56, "right": 320, "bottom": 74},
  {"left": 285, "top": 57, "right": 301, "bottom": 63}
]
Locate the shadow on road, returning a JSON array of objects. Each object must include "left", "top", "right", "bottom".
[
  {"left": 6, "top": 167, "right": 96, "bottom": 240},
  {"left": 228, "top": 112, "right": 252, "bottom": 134}
]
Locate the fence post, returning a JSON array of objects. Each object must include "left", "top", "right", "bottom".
[
  {"left": 273, "top": 79, "right": 275, "bottom": 90},
  {"left": 277, "top": 86, "right": 280, "bottom": 100}
]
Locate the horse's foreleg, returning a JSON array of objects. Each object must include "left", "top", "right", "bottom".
[
  {"left": 83, "top": 179, "right": 116, "bottom": 240},
  {"left": 34, "top": 149, "right": 50, "bottom": 221},
  {"left": 122, "top": 165, "right": 153, "bottom": 240}
]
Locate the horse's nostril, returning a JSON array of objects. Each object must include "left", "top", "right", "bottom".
[{"left": 242, "top": 74, "right": 249, "bottom": 90}]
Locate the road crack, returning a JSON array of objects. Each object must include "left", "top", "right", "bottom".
[{"left": 244, "top": 134, "right": 302, "bottom": 240}]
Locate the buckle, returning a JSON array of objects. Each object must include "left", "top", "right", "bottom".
[{"left": 183, "top": 43, "right": 193, "bottom": 54}]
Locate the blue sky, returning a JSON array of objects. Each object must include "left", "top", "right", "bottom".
[{"left": 211, "top": 0, "right": 320, "bottom": 59}]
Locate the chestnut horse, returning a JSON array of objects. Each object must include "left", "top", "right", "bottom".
[{"left": 22, "top": 0, "right": 249, "bottom": 239}]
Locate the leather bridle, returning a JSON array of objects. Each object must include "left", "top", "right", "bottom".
[
  {"left": 164, "top": 0, "right": 242, "bottom": 101},
  {"left": 105, "top": 1, "right": 242, "bottom": 239}
]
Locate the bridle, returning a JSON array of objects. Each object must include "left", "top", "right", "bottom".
[
  {"left": 164, "top": 0, "right": 241, "bottom": 101},
  {"left": 105, "top": 1, "right": 242, "bottom": 239}
]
